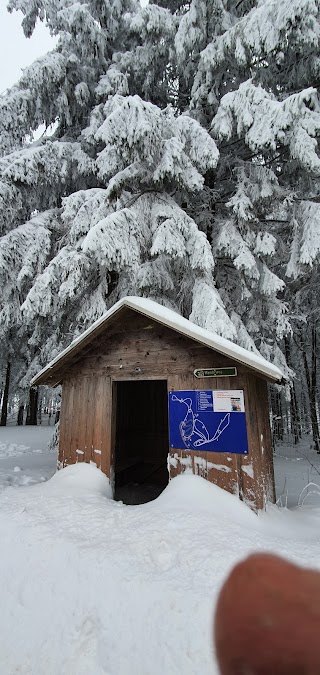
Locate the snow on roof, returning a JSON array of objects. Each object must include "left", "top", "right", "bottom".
[{"left": 31, "top": 296, "right": 283, "bottom": 385}]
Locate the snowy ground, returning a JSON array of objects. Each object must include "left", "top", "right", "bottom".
[
  {"left": 0, "top": 426, "right": 320, "bottom": 674},
  {"left": 0, "top": 423, "right": 56, "bottom": 491},
  {"left": 274, "top": 435, "right": 320, "bottom": 507}
]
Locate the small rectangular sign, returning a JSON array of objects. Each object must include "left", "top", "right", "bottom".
[
  {"left": 168, "top": 389, "right": 248, "bottom": 454},
  {"left": 194, "top": 367, "right": 237, "bottom": 378},
  {"left": 212, "top": 390, "right": 245, "bottom": 413}
]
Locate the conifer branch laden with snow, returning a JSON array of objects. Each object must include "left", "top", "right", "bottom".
[{"left": 1, "top": 0, "right": 320, "bottom": 408}]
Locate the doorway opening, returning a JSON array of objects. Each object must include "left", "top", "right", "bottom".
[{"left": 113, "top": 380, "right": 169, "bottom": 504}]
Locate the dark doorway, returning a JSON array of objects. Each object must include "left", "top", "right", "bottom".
[{"left": 114, "top": 380, "right": 169, "bottom": 504}]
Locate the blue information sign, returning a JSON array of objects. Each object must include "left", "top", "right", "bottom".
[{"left": 168, "top": 390, "right": 248, "bottom": 454}]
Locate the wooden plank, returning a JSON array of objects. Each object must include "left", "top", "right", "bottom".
[
  {"left": 239, "top": 374, "right": 264, "bottom": 510},
  {"left": 229, "top": 372, "right": 248, "bottom": 502},
  {"left": 91, "top": 375, "right": 104, "bottom": 469},
  {"left": 168, "top": 448, "right": 193, "bottom": 476},
  {"left": 83, "top": 375, "right": 95, "bottom": 464},
  {"left": 67, "top": 363, "right": 191, "bottom": 380},
  {"left": 109, "top": 380, "right": 117, "bottom": 494},
  {"left": 225, "top": 371, "right": 256, "bottom": 505},
  {"left": 58, "top": 382, "right": 69, "bottom": 467},
  {"left": 67, "top": 344, "right": 193, "bottom": 372},
  {"left": 99, "top": 377, "right": 112, "bottom": 479},
  {"left": 77, "top": 377, "right": 88, "bottom": 462},
  {"left": 68, "top": 378, "right": 83, "bottom": 464},
  {"left": 255, "top": 377, "right": 276, "bottom": 503},
  {"left": 59, "top": 380, "right": 75, "bottom": 467}
]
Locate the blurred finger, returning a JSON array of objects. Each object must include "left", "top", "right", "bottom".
[{"left": 214, "top": 553, "right": 320, "bottom": 674}]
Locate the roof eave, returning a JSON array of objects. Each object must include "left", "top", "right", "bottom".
[{"left": 30, "top": 300, "right": 127, "bottom": 387}]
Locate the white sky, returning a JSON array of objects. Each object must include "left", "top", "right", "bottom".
[{"left": 0, "top": 5, "right": 57, "bottom": 93}]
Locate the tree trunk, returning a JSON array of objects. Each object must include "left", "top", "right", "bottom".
[
  {"left": 270, "top": 386, "right": 284, "bottom": 443},
  {"left": 37, "top": 394, "right": 42, "bottom": 425},
  {"left": 284, "top": 336, "right": 301, "bottom": 444},
  {"left": 300, "top": 389, "right": 309, "bottom": 435},
  {"left": 273, "top": 389, "right": 284, "bottom": 442},
  {"left": 310, "top": 323, "right": 320, "bottom": 452},
  {"left": 26, "top": 387, "right": 38, "bottom": 426},
  {"left": 17, "top": 405, "right": 24, "bottom": 425},
  {"left": 301, "top": 324, "right": 320, "bottom": 453},
  {"left": 278, "top": 390, "right": 284, "bottom": 441},
  {"left": 290, "top": 385, "right": 301, "bottom": 444},
  {"left": 0, "top": 361, "right": 11, "bottom": 426}
]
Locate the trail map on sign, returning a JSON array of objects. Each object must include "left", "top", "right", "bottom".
[{"left": 168, "top": 390, "right": 248, "bottom": 454}]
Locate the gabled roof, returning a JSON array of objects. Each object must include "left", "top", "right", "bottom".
[{"left": 31, "top": 296, "right": 283, "bottom": 386}]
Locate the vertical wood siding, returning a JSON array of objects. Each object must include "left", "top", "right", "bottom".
[{"left": 59, "top": 375, "right": 112, "bottom": 473}]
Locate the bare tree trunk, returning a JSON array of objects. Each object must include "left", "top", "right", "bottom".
[
  {"left": 17, "top": 405, "right": 24, "bottom": 425},
  {"left": 301, "top": 324, "right": 320, "bottom": 453},
  {"left": 300, "top": 389, "right": 309, "bottom": 434},
  {"left": 270, "top": 386, "right": 284, "bottom": 443},
  {"left": 284, "top": 336, "right": 301, "bottom": 444},
  {"left": 310, "top": 324, "right": 320, "bottom": 453},
  {"left": 37, "top": 393, "right": 42, "bottom": 425},
  {"left": 26, "top": 387, "right": 38, "bottom": 426},
  {"left": 290, "top": 385, "right": 301, "bottom": 444},
  {"left": 0, "top": 361, "right": 11, "bottom": 426},
  {"left": 278, "top": 390, "right": 284, "bottom": 441}
]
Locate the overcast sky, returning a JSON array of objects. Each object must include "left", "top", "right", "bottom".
[{"left": 0, "top": 5, "right": 56, "bottom": 93}]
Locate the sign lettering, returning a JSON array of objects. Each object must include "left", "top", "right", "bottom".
[{"left": 194, "top": 367, "right": 237, "bottom": 378}]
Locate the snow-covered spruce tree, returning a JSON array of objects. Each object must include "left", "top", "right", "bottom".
[
  {"left": 285, "top": 203, "right": 320, "bottom": 452},
  {"left": 168, "top": 0, "right": 320, "bottom": 379},
  {"left": 0, "top": 0, "right": 138, "bottom": 385},
  {"left": 20, "top": 92, "right": 227, "bottom": 378},
  {"left": 0, "top": 0, "right": 227, "bottom": 387},
  {"left": 1, "top": 0, "right": 320, "bottom": 401}
]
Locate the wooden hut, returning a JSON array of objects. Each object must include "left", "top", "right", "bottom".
[{"left": 31, "top": 296, "right": 283, "bottom": 509}]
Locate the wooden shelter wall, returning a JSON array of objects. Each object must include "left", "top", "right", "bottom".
[
  {"left": 58, "top": 309, "right": 275, "bottom": 510},
  {"left": 59, "top": 374, "right": 112, "bottom": 475},
  {"left": 64, "top": 311, "right": 254, "bottom": 380},
  {"left": 53, "top": 308, "right": 260, "bottom": 383}
]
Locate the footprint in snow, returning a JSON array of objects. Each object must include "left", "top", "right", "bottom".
[{"left": 151, "top": 539, "right": 176, "bottom": 572}]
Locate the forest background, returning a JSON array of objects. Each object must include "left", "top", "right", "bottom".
[{"left": 0, "top": 0, "right": 319, "bottom": 452}]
